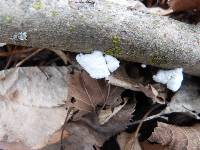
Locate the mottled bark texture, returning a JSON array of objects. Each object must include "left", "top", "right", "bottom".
[{"left": 0, "top": 0, "right": 200, "bottom": 76}]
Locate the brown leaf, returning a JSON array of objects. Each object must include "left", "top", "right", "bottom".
[
  {"left": 117, "top": 133, "right": 165, "bottom": 150},
  {"left": 165, "top": 78, "right": 200, "bottom": 113},
  {"left": 106, "top": 66, "right": 167, "bottom": 104},
  {"left": 168, "top": 0, "right": 200, "bottom": 12},
  {"left": 0, "top": 67, "right": 69, "bottom": 107},
  {"left": 117, "top": 132, "right": 142, "bottom": 150},
  {"left": 0, "top": 67, "right": 69, "bottom": 149},
  {"left": 148, "top": 122, "right": 200, "bottom": 150},
  {"left": 117, "top": 132, "right": 131, "bottom": 150},
  {"left": 68, "top": 70, "right": 124, "bottom": 113},
  {"left": 98, "top": 99, "right": 131, "bottom": 125},
  {"left": 79, "top": 103, "right": 134, "bottom": 135},
  {"left": 146, "top": 0, "right": 155, "bottom": 7},
  {"left": 0, "top": 100, "right": 67, "bottom": 149},
  {"left": 43, "top": 77, "right": 134, "bottom": 150},
  {"left": 47, "top": 129, "right": 70, "bottom": 146},
  {"left": 0, "top": 142, "right": 31, "bottom": 150},
  {"left": 41, "top": 102, "right": 133, "bottom": 150},
  {"left": 142, "top": 78, "right": 200, "bottom": 123},
  {"left": 42, "top": 122, "right": 109, "bottom": 150},
  {"left": 140, "top": 141, "right": 165, "bottom": 150}
]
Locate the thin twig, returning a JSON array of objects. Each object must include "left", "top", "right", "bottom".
[
  {"left": 96, "top": 80, "right": 105, "bottom": 104},
  {"left": 0, "top": 47, "right": 36, "bottom": 57},
  {"left": 129, "top": 104, "right": 162, "bottom": 150},
  {"left": 80, "top": 72, "right": 95, "bottom": 111},
  {"left": 4, "top": 45, "right": 14, "bottom": 69},
  {"left": 182, "top": 105, "right": 200, "bottom": 120},
  {"left": 60, "top": 107, "right": 74, "bottom": 150},
  {"left": 101, "top": 83, "right": 111, "bottom": 110},
  {"left": 129, "top": 112, "right": 167, "bottom": 126},
  {"left": 15, "top": 48, "right": 44, "bottom": 67}
]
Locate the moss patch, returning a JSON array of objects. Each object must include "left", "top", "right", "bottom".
[
  {"left": 32, "top": 0, "right": 45, "bottom": 10},
  {"left": 105, "top": 35, "right": 122, "bottom": 56},
  {"left": 150, "top": 54, "right": 168, "bottom": 65},
  {"left": 50, "top": 10, "right": 59, "bottom": 17},
  {"left": 3, "top": 16, "right": 12, "bottom": 24}
]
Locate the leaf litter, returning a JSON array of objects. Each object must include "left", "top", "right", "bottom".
[{"left": 0, "top": 44, "right": 200, "bottom": 150}]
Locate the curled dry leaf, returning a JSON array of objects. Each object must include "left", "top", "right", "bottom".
[
  {"left": 67, "top": 70, "right": 124, "bottom": 114},
  {"left": 140, "top": 78, "right": 200, "bottom": 123},
  {"left": 148, "top": 122, "right": 200, "bottom": 150},
  {"left": 0, "top": 67, "right": 70, "bottom": 149},
  {"left": 106, "top": 66, "right": 167, "bottom": 104}
]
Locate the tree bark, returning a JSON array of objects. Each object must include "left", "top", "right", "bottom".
[{"left": 0, "top": 0, "right": 200, "bottom": 76}]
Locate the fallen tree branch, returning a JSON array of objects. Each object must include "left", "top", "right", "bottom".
[{"left": 0, "top": 0, "right": 200, "bottom": 76}]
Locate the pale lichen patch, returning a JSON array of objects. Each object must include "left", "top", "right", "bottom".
[
  {"left": 32, "top": 0, "right": 45, "bottom": 10},
  {"left": 3, "top": 16, "right": 12, "bottom": 24},
  {"left": 11, "top": 32, "right": 28, "bottom": 41}
]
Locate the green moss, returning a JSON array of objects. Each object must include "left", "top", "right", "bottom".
[
  {"left": 50, "top": 10, "right": 59, "bottom": 17},
  {"left": 68, "top": 26, "right": 75, "bottom": 32},
  {"left": 32, "top": 0, "right": 45, "bottom": 10},
  {"left": 104, "top": 35, "right": 122, "bottom": 56},
  {"left": 84, "top": 49, "right": 92, "bottom": 53},
  {"left": 150, "top": 54, "right": 168, "bottom": 65},
  {"left": 112, "top": 35, "right": 120, "bottom": 45},
  {"left": 3, "top": 16, "right": 12, "bottom": 24}
]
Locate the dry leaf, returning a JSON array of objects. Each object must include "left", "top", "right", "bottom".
[
  {"left": 0, "top": 142, "right": 31, "bottom": 150},
  {"left": 79, "top": 103, "right": 134, "bottom": 135},
  {"left": 165, "top": 79, "right": 200, "bottom": 113},
  {"left": 0, "top": 67, "right": 70, "bottom": 149},
  {"left": 42, "top": 122, "right": 109, "bottom": 150},
  {"left": 168, "top": 0, "right": 200, "bottom": 12},
  {"left": 148, "top": 122, "right": 200, "bottom": 150},
  {"left": 0, "top": 67, "right": 69, "bottom": 107},
  {"left": 117, "top": 133, "right": 165, "bottom": 150},
  {"left": 142, "top": 78, "right": 200, "bottom": 123},
  {"left": 47, "top": 129, "right": 69, "bottom": 146},
  {"left": 98, "top": 98, "right": 131, "bottom": 125},
  {"left": 0, "top": 98, "right": 66, "bottom": 149},
  {"left": 117, "top": 132, "right": 142, "bottom": 150},
  {"left": 106, "top": 66, "right": 167, "bottom": 104},
  {"left": 68, "top": 70, "right": 124, "bottom": 113},
  {"left": 53, "top": 104, "right": 134, "bottom": 150},
  {"left": 117, "top": 132, "right": 132, "bottom": 150},
  {"left": 140, "top": 141, "right": 165, "bottom": 150}
]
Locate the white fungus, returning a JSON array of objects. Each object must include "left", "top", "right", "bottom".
[
  {"left": 153, "top": 68, "right": 183, "bottom": 92},
  {"left": 0, "top": 43, "right": 6, "bottom": 47},
  {"left": 104, "top": 55, "right": 120, "bottom": 72},
  {"left": 141, "top": 64, "right": 147, "bottom": 68},
  {"left": 76, "top": 51, "right": 120, "bottom": 79}
]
